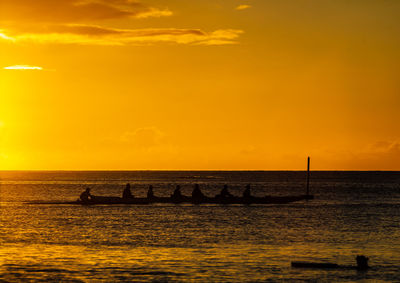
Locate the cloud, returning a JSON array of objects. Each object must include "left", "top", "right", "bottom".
[
  {"left": 0, "top": 0, "right": 172, "bottom": 23},
  {"left": 1, "top": 25, "right": 243, "bottom": 46},
  {"left": 3, "top": 65, "right": 43, "bottom": 70},
  {"left": 352, "top": 140, "right": 400, "bottom": 169},
  {"left": 0, "top": 0, "right": 243, "bottom": 46},
  {"left": 0, "top": 32, "right": 15, "bottom": 41},
  {"left": 314, "top": 140, "right": 400, "bottom": 170},
  {"left": 368, "top": 140, "right": 400, "bottom": 155},
  {"left": 120, "top": 127, "right": 165, "bottom": 148},
  {"left": 235, "top": 4, "right": 252, "bottom": 11}
]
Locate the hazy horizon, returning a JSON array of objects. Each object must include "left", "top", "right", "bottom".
[{"left": 1, "top": 168, "right": 399, "bottom": 172}]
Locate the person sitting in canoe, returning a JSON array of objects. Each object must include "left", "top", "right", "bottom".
[
  {"left": 171, "top": 185, "right": 182, "bottom": 199},
  {"left": 122, "top": 183, "right": 134, "bottom": 199},
  {"left": 192, "top": 184, "right": 205, "bottom": 201},
  {"left": 243, "top": 184, "right": 251, "bottom": 198},
  {"left": 80, "top": 188, "right": 92, "bottom": 202},
  {"left": 217, "top": 185, "right": 233, "bottom": 198},
  {"left": 147, "top": 185, "right": 154, "bottom": 199}
]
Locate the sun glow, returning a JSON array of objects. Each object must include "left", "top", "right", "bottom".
[{"left": 3, "top": 65, "right": 43, "bottom": 70}]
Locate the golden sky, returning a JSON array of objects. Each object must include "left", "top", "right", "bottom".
[{"left": 1, "top": 0, "right": 399, "bottom": 170}]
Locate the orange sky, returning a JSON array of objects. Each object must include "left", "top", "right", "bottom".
[{"left": 1, "top": 0, "right": 400, "bottom": 170}]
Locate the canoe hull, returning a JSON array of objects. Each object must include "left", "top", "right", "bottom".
[{"left": 73, "top": 194, "right": 314, "bottom": 205}]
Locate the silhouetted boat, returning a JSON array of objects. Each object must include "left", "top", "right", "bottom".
[
  {"left": 28, "top": 157, "right": 314, "bottom": 206},
  {"left": 29, "top": 194, "right": 313, "bottom": 205},
  {"left": 66, "top": 194, "right": 313, "bottom": 205}
]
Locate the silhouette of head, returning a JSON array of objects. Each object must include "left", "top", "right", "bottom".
[
  {"left": 126, "top": 183, "right": 130, "bottom": 189},
  {"left": 149, "top": 185, "right": 153, "bottom": 189},
  {"left": 246, "top": 184, "right": 250, "bottom": 189},
  {"left": 86, "top": 188, "right": 90, "bottom": 192},
  {"left": 356, "top": 255, "right": 369, "bottom": 270},
  {"left": 224, "top": 185, "right": 228, "bottom": 189},
  {"left": 176, "top": 185, "right": 180, "bottom": 189}
]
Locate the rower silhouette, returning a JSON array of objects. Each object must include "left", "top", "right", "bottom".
[
  {"left": 147, "top": 185, "right": 154, "bottom": 199},
  {"left": 243, "top": 184, "right": 251, "bottom": 198},
  {"left": 122, "top": 183, "right": 133, "bottom": 199},
  {"left": 218, "top": 185, "right": 233, "bottom": 198},
  {"left": 192, "top": 184, "right": 205, "bottom": 203},
  {"left": 171, "top": 185, "right": 182, "bottom": 199},
  {"left": 80, "top": 188, "right": 92, "bottom": 202}
]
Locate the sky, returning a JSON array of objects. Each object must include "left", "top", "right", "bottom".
[{"left": 0, "top": 0, "right": 399, "bottom": 170}]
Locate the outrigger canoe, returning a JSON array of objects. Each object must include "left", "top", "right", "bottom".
[
  {"left": 28, "top": 194, "right": 314, "bottom": 205},
  {"left": 27, "top": 157, "right": 315, "bottom": 205}
]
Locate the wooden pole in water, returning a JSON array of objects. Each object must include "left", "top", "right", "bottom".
[{"left": 306, "top": 156, "right": 310, "bottom": 196}]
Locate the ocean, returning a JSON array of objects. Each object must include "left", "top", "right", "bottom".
[{"left": 0, "top": 171, "right": 399, "bottom": 282}]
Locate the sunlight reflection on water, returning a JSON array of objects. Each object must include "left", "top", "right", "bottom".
[{"left": 1, "top": 171, "right": 400, "bottom": 281}]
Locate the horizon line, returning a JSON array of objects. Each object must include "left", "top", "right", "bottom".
[{"left": 1, "top": 169, "right": 399, "bottom": 172}]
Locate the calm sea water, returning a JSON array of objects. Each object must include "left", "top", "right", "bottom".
[{"left": 1, "top": 171, "right": 399, "bottom": 282}]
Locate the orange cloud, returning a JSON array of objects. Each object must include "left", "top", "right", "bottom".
[
  {"left": 235, "top": 4, "right": 252, "bottom": 11},
  {"left": 0, "top": 0, "right": 242, "bottom": 46},
  {"left": 0, "top": 25, "right": 243, "bottom": 46},
  {"left": 0, "top": 0, "right": 172, "bottom": 23},
  {"left": 310, "top": 140, "right": 400, "bottom": 170},
  {"left": 0, "top": 32, "right": 15, "bottom": 41},
  {"left": 3, "top": 65, "right": 43, "bottom": 70},
  {"left": 368, "top": 140, "right": 400, "bottom": 155},
  {"left": 120, "top": 127, "right": 165, "bottom": 148}
]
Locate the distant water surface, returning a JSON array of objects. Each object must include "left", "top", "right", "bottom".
[{"left": 1, "top": 171, "right": 399, "bottom": 282}]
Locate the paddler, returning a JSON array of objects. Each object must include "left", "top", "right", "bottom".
[
  {"left": 171, "top": 185, "right": 182, "bottom": 198},
  {"left": 192, "top": 184, "right": 205, "bottom": 200},
  {"left": 147, "top": 185, "right": 154, "bottom": 199},
  {"left": 80, "top": 187, "right": 92, "bottom": 202},
  {"left": 218, "top": 184, "right": 233, "bottom": 198},
  {"left": 243, "top": 184, "right": 251, "bottom": 198},
  {"left": 122, "top": 183, "right": 134, "bottom": 199}
]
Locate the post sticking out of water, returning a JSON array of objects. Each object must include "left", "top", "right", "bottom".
[{"left": 306, "top": 156, "right": 310, "bottom": 196}]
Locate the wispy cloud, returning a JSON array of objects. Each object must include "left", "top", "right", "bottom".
[
  {"left": 0, "top": 0, "right": 243, "bottom": 46},
  {"left": 3, "top": 65, "right": 43, "bottom": 70},
  {"left": 0, "top": 0, "right": 172, "bottom": 23},
  {"left": 368, "top": 140, "right": 400, "bottom": 155},
  {"left": 120, "top": 127, "right": 165, "bottom": 148},
  {"left": 1, "top": 25, "right": 243, "bottom": 46},
  {"left": 235, "top": 4, "right": 252, "bottom": 11},
  {"left": 0, "top": 32, "right": 15, "bottom": 41}
]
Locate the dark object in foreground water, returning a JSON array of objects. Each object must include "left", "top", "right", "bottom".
[{"left": 292, "top": 255, "right": 369, "bottom": 270}]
